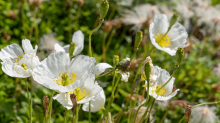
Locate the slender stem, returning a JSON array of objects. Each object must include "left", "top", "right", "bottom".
[
  {"left": 30, "top": 78, "right": 33, "bottom": 123},
  {"left": 192, "top": 101, "right": 220, "bottom": 108},
  {"left": 138, "top": 98, "right": 155, "bottom": 123},
  {"left": 133, "top": 100, "right": 149, "bottom": 122},
  {"left": 25, "top": 78, "right": 30, "bottom": 122},
  {"left": 21, "top": 4, "right": 27, "bottom": 37},
  {"left": 44, "top": 108, "right": 47, "bottom": 123},
  {"left": 145, "top": 99, "right": 155, "bottom": 123},
  {"left": 89, "top": 101, "right": 91, "bottom": 123},
  {"left": 102, "top": 33, "right": 107, "bottom": 62},
  {"left": 178, "top": 115, "right": 185, "bottom": 123},
  {"left": 29, "top": 8, "right": 37, "bottom": 40},
  {"left": 89, "top": 19, "right": 104, "bottom": 57},
  {"left": 105, "top": 29, "right": 116, "bottom": 52},
  {"left": 75, "top": 104, "right": 81, "bottom": 123},
  {"left": 95, "top": 68, "right": 114, "bottom": 79},
  {"left": 160, "top": 110, "right": 168, "bottom": 123},
  {"left": 48, "top": 91, "right": 55, "bottom": 123},
  {"left": 64, "top": 109, "right": 69, "bottom": 123}
]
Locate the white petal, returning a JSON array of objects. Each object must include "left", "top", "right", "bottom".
[
  {"left": 120, "top": 72, "right": 130, "bottom": 82},
  {"left": 0, "top": 44, "right": 23, "bottom": 60},
  {"left": 63, "top": 45, "right": 70, "bottom": 53},
  {"left": 45, "top": 52, "right": 70, "bottom": 77},
  {"left": 152, "top": 14, "right": 169, "bottom": 35},
  {"left": 72, "top": 30, "right": 84, "bottom": 56},
  {"left": 53, "top": 93, "right": 73, "bottom": 110},
  {"left": 78, "top": 75, "right": 102, "bottom": 104},
  {"left": 54, "top": 43, "right": 65, "bottom": 52},
  {"left": 151, "top": 89, "right": 180, "bottom": 101},
  {"left": 69, "top": 55, "right": 95, "bottom": 79},
  {"left": 93, "top": 63, "right": 112, "bottom": 75},
  {"left": 22, "top": 39, "right": 33, "bottom": 54},
  {"left": 82, "top": 89, "right": 106, "bottom": 112}
]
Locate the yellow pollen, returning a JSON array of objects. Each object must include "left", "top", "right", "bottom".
[
  {"left": 13, "top": 55, "right": 23, "bottom": 63},
  {"left": 68, "top": 87, "right": 89, "bottom": 101},
  {"left": 155, "top": 33, "right": 171, "bottom": 47},
  {"left": 151, "top": 84, "right": 167, "bottom": 96},
  {"left": 53, "top": 70, "right": 76, "bottom": 86}
]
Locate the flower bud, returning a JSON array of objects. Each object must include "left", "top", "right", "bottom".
[
  {"left": 100, "top": 0, "right": 109, "bottom": 19},
  {"left": 69, "top": 42, "right": 76, "bottom": 58},
  {"left": 70, "top": 93, "right": 77, "bottom": 107},
  {"left": 175, "top": 48, "right": 184, "bottom": 65},
  {"left": 113, "top": 55, "right": 119, "bottom": 67},
  {"left": 135, "top": 31, "right": 143, "bottom": 48},
  {"left": 144, "top": 62, "right": 151, "bottom": 81},
  {"left": 43, "top": 96, "right": 49, "bottom": 111},
  {"left": 116, "top": 57, "right": 130, "bottom": 72},
  {"left": 185, "top": 105, "right": 192, "bottom": 123},
  {"left": 169, "top": 13, "right": 178, "bottom": 29}
]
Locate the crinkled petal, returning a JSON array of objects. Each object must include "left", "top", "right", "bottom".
[
  {"left": 150, "top": 89, "right": 180, "bottom": 101},
  {"left": 0, "top": 44, "right": 23, "bottom": 60},
  {"left": 82, "top": 88, "right": 106, "bottom": 112},
  {"left": 53, "top": 93, "right": 73, "bottom": 110},
  {"left": 54, "top": 43, "right": 65, "bottom": 52},
  {"left": 72, "top": 30, "right": 84, "bottom": 56},
  {"left": 93, "top": 63, "right": 112, "bottom": 75},
  {"left": 22, "top": 39, "right": 34, "bottom": 54},
  {"left": 120, "top": 72, "right": 130, "bottom": 82},
  {"left": 152, "top": 14, "right": 169, "bottom": 35},
  {"left": 69, "top": 55, "right": 95, "bottom": 79},
  {"left": 78, "top": 75, "right": 102, "bottom": 104}
]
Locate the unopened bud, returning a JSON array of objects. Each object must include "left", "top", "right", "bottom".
[
  {"left": 116, "top": 57, "right": 130, "bottom": 72},
  {"left": 70, "top": 93, "right": 77, "bottom": 108},
  {"left": 175, "top": 48, "right": 184, "bottom": 65},
  {"left": 169, "top": 13, "right": 178, "bottom": 29},
  {"left": 135, "top": 31, "right": 143, "bottom": 48},
  {"left": 113, "top": 55, "right": 119, "bottom": 67},
  {"left": 43, "top": 96, "right": 49, "bottom": 111},
  {"left": 100, "top": 0, "right": 109, "bottom": 19},
  {"left": 21, "top": 64, "right": 27, "bottom": 70},
  {"left": 144, "top": 62, "right": 151, "bottom": 81},
  {"left": 69, "top": 42, "right": 76, "bottom": 58},
  {"left": 102, "top": 21, "right": 112, "bottom": 32},
  {"left": 185, "top": 105, "right": 192, "bottom": 123}
]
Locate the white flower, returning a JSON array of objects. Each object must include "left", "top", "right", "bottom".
[
  {"left": 190, "top": 105, "right": 219, "bottom": 123},
  {"left": 0, "top": 39, "right": 40, "bottom": 78},
  {"left": 146, "top": 66, "right": 179, "bottom": 100},
  {"left": 54, "top": 30, "right": 84, "bottom": 56},
  {"left": 149, "top": 14, "right": 188, "bottom": 56},
  {"left": 93, "top": 63, "right": 112, "bottom": 75},
  {"left": 141, "top": 56, "right": 157, "bottom": 86},
  {"left": 122, "top": 4, "right": 160, "bottom": 32},
  {"left": 82, "top": 88, "right": 106, "bottom": 112}
]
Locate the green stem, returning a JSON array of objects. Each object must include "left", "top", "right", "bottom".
[
  {"left": 95, "top": 68, "right": 114, "bottom": 79},
  {"left": 21, "top": 4, "right": 27, "bottom": 37},
  {"left": 30, "top": 78, "right": 33, "bottom": 123},
  {"left": 178, "top": 116, "right": 185, "bottom": 123},
  {"left": 192, "top": 101, "right": 220, "bottom": 108},
  {"left": 89, "top": 101, "right": 91, "bottom": 123},
  {"left": 48, "top": 91, "right": 55, "bottom": 123},
  {"left": 145, "top": 99, "right": 155, "bottom": 123},
  {"left": 25, "top": 78, "right": 31, "bottom": 122},
  {"left": 89, "top": 19, "right": 104, "bottom": 57},
  {"left": 138, "top": 98, "right": 155, "bottom": 123},
  {"left": 160, "top": 110, "right": 168, "bottom": 123},
  {"left": 64, "top": 109, "right": 69, "bottom": 123},
  {"left": 102, "top": 33, "right": 107, "bottom": 62},
  {"left": 75, "top": 104, "right": 81, "bottom": 123}
]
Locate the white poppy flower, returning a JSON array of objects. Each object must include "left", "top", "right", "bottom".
[
  {"left": 54, "top": 30, "right": 84, "bottom": 56},
  {"left": 53, "top": 74, "right": 102, "bottom": 109},
  {"left": 146, "top": 66, "right": 179, "bottom": 100},
  {"left": 82, "top": 88, "right": 106, "bottom": 112},
  {"left": 0, "top": 39, "right": 40, "bottom": 78},
  {"left": 32, "top": 52, "right": 96, "bottom": 93},
  {"left": 149, "top": 14, "right": 188, "bottom": 56},
  {"left": 141, "top": 56, "right": 157, "bottom": 86}
]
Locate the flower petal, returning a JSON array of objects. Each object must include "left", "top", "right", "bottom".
[
  {"left": 0, "top": 44, "right": 23, "bottom": 60},
  {"left": 53, "top": 93, "right": 73, "bottom": 110},
  {"left": 151, "top": 89, "right": 180, "bottom": 101},
  {"left": 72, "top": 30, "right": 84, "bottom": 56},
  {"left": 22, "top": 39, "right": 34, "bottom": 54},
  {"left": 82, "top": 88, "right": 106, "bottom": 112},
  {"left": 93, "top": 63, "right": 112, "bottom": 75},
  {"left": 54, "top": 43, "right": 65, "bottom": 52}
]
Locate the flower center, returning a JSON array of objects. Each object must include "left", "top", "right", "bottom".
[
  {"left": 54, "top": 70, "right": 76, "bottom": 86},
  {"left": 21, "top": 64, "right": 27, "bottom": 70},
  {"left": 151, "top": 84, "right": 167, "bottom": 96},
  {"left": 155, "top": 33, "right": 171, "bottom": 47},
  {"left": 68, "top": 87, "right": 89, "bottom": 101},
  {"left": 13, "top": 55, "right": 23, "bottom": 63}
]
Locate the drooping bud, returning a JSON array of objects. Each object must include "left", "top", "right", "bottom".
[
  {"left": 169, "top": 13, "right": 178, "bottom": 29},
  {"left": 144, "top": 62, "right": 151, "bottom": 82},
  {"left": 100, "top": 0, "right": 109, "bottom": 19},
  {"left": 113, "top": 55, "right": 119, "bottom": 67},
  {"left": 135, "top": 31, "right": 143, "bottom": 48},
  {"left": 116, "top": 57, "right": 130, "bottom": 72},
  {"left": 21, "top": 64, "right": 27, "bottom": 70},
  {"left": 43, "top": 96, "right": 49, "bottom": 111},
  {"left": 175, "top": 48, "right": 184, "bottom": 66},
  {"left": 69, "top": 42, "right": 76, "bottom": 58},
  {"left": 185, "top": 105, "right": 192, "bottom": 123},
  {"left": 70, "top": 93, "right": 77, "bottom": 108}
]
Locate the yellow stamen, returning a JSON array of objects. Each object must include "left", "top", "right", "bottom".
[
  {"left": 21, "top": 64, "right": 27, "bottom": 70},
  {"left": 155, "top": 33, "right": 171, "bottom": 47},
  {"left": 13, "top": 55, "right": 23, "bottom": 63},
  {"left": 54, "top": 70, "right": 76, "bottom": 86},
  {"left": 68, "top": 87, "right": 89, "bottom": 101},
  {"left": 151, "top": 84, "right": 167, "bottom": 96}
]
